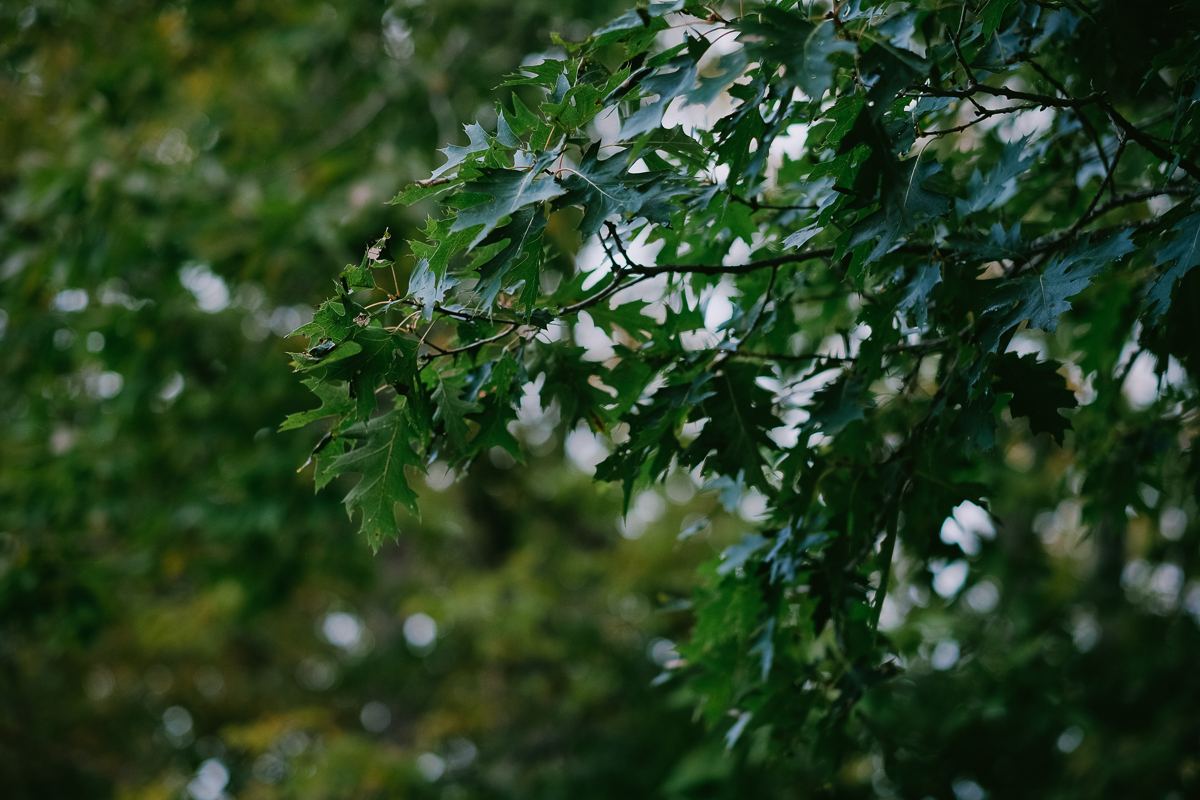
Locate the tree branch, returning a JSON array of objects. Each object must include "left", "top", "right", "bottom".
[
  {"left": 909, "top": 83, "right": 1104, "bottom": 109},
  {"left": 629, "top": 247, "right": 838, "bottom": 276},
  {"left": 1081, "top": 184, "right": 1196, "bottom": 224},
  {"left": 1023, "top": 57, "right": 1111, "bottom": 176},
  {"left": 384, "top": 298, "right": 524, "bottom": 327},
  {"left": 727, "top": 192, "right": 819, "bottom": 213},
  {"left": 420, "top": 323, "right": 520, "bottom": 363},
  {"left": 734, "top": 336, "right": 950, "bottom": 365},
  {"left": 604, "top": 221, "right": 642, "bottom": 270},
  {"left": 1097, "top": 96, "right": 1200, "bottom": 181},
  {"left": 916, "top": 104, "right": 1038, "bottom": 139},
  {"left": 1071, "top": 133, "right": 1126, "bottom": 235},
  {"left": 626, "top": 241, "right": 945, "bottom": 277},
  {"left": 946, "top": 25, "right": 978, "bottom": 87},
  {"left": 911, "top": 79, "right": 1200, "bottom": 180}
]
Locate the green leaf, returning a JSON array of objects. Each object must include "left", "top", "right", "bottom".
[
  {"left": 502, "top": 58, "right": 567, "bottom": 91},
  {"left": 430, "top": 122, "right": 491, "bottom": 179},
  {"left": 847, "top": 156, "right": 951, "bottom": 263},
  {"left": 747, "top": 617, "right": 775, "bottom": 681},
  {"left": 293, "top": 295, "right": 356, "bottom": 345},
  {"left": 585, "top": 300, "right": 655, "bottom": 341},
  {"left": 592, "top": 0, "right": 681, "bottom": 42},
  {"left": 503, "top": 93, "right": 552, "bottom": 145},
  {"left": 806, "top": 372, "right": 873, "bottom": 435},
  {"left": 280, "top": 378, "right": 355, "bottom": 431},
  {"left": 619, "top": 53, "right": 701, "bottom": 140},
  {"left": 687, "top": 49, "right": 748, "bottom": 108},
  {"left": 407, "top": 258, "right": 459, "bottom": 321},
  {"left": 467, "top": 354, "right": 524, "bottom": 463},
  {"left": 684, "top": 364, "right": 780, "bottom": 490},
  {"left": 782, "top": 223, "right": 821, "bottom": 250},
  {"left": 628, "top": 126, "right": 709, "bottom": 172},
  {"left": 737, "top": 10, "right": 853, "bottom": 100},
  {"left": 389, "top": 177, "right": 464, "bottom": 206},
  {"left": 410, "top": 216, "right": 478, "bottom": 284},
  {"left": 340, "top": 231, "right": 389, "bottom": 292},
  {"left": 993, "top": 352, "right": 1078, "bottom": 442},
  {"left": 474, "top": 206, "right": 548, "bottom": 309},
  {"left": 450, "top": 159, "right": 567, "bottom": 248},
  {"left": 326, "top": 402, "right": 425, "bottom": 550},
  {"left": 949, "top": 222, "right": 1026, "bottom": 263},
  {"left": 949, "top": 389, "right": 1000, "bottom": 456},
  {"left": 543, "top": 70, "right": 629, "bottom": 133},
  {"left": 715, "top": 108, "right": 767, "bottom": 188},
  {"left": 315, "top": 327, "right": 409, "bottom": 422},
  {"left": 980, "top": 230, "right": 1136, "bottom": 350},
  {"left": 1147, "top": 211, "right": 1200, "bottom": 317},
  {"left": 717, "top": 533, "right": 768, "bottom": 576},
  {"left": 432, "top": 371, "right": 481, "bottom": 453},
  {"left": 554, "top": 144, "right": 681, "bottom": 235},
  {"left": 896, "top": 261, "right": 942, "bottom": 329},
  {"left": 962, "top": 136, "right": 1034, "bottom": 214},
  {"left": 979, "top": 0, "right": 1020, "bottom": 39}
]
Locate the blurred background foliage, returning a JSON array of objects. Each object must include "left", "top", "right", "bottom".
[
  {"left": 0, "top": 0, "right": 776, "bottom": 796},
  {"left": 6, "top": 1, "right": 1200, "bottom": 799}
]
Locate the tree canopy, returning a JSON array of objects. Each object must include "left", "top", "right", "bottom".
[
  {"left": 6, "top": 0, "right": 1200, "bottom": 797},
  {"left": 286, "top": 0, "right": 1200, "bottom": 794}
]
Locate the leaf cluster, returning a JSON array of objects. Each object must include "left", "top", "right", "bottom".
[{"left": 285, "top": 0, "right": 1200, "bottom": 778}]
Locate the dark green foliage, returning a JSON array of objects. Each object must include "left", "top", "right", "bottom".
[
  {"left": 283, "top": 0, "right": 1200, "bottom": 794},
  {"left": 5, "top": 2, "right": 783, "bottom": 798},
  {"left": 7, "top": 0, "right": 1200, "bottom": 796}
]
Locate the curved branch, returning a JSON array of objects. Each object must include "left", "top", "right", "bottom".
[
  {"left": 420, "top": 323, "right": 520, "bottom": 364},
  {"left": 734, "top": 335, "right": 951, "bottom": 365},
  {"left": 1070, "top": 133, "right": 1127, "bottom": 235},
  {"left": 917, "top": 104, "right": 1038, "bottom": 139},
  {"left": 627, "top": 242, "right": 944, "bottom": 277},
  {"left": 558, "top": 272, "right": 653, "bottom": 315},
  {"left": 911, "top": 80, "right": 1200, "bottom": 180},
  {"left": 1081, "top": 184, "right": 1196, "bottom": 224},
  {"left": 1023, "top": 57, "right": 1111, "bottom": 176},
  {"left": 384, "top": 298, "right": 525, "bottom": 326},
  {"left": 910, "top": 83, "right": 1104, "bottom": 109},
  {"left": 629, "top": 247, "right": 838, "bottom": 276},
  {"left": 1097, "top": 96, "right": 1200, "bottom": 181}
]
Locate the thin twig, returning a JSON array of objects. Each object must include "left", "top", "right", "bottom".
[
  {"left": 1071, "top": 133, "right": 1126, "bottom": 235},
  {"left": 604, "top": 221, "right": 642, "bottom": 269},
  {"left": 1024, "top": 58, "right": 1111, "bottom": 176},
  {"left": 909, "top": 83, "right": 1104, "bottom": 109},
  {"left": 1080, "top": 184, "right": 1196, "bottom": 224},
  {"left": 1097, "top": 96, "right": 1200, "bottom": 181},
  {"left": 420, "top": 323, "right": 520, "bottom": 363},
  {"left": 909, "top": 80, "right": 1200, "bottom": 180},
  {"left": 596, "top": 231, "right": 624, "bottom": 275},
  {"left": 559, "top": 273, "right": 654, "bottom": 315},
  {"left": 628, "top": 242, "right": 941, "bottom": 277},
  {"left": 727, "top": 193, "right": 819, "bottom": 212},
  {"left": 632, "top": 247, "right": 836, "bottom": 276},
  {"left": 946, "top": 25, "right": 977, "bottom": 87},
  {"left": 736, "top": 335, "right": 950, "bottom": 364},
  {"left": 916, "top": 104, "right": 1037, "bottom": 138},
  {"left": 389, "top": 298, "right": 524, "bottom": 326}
]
